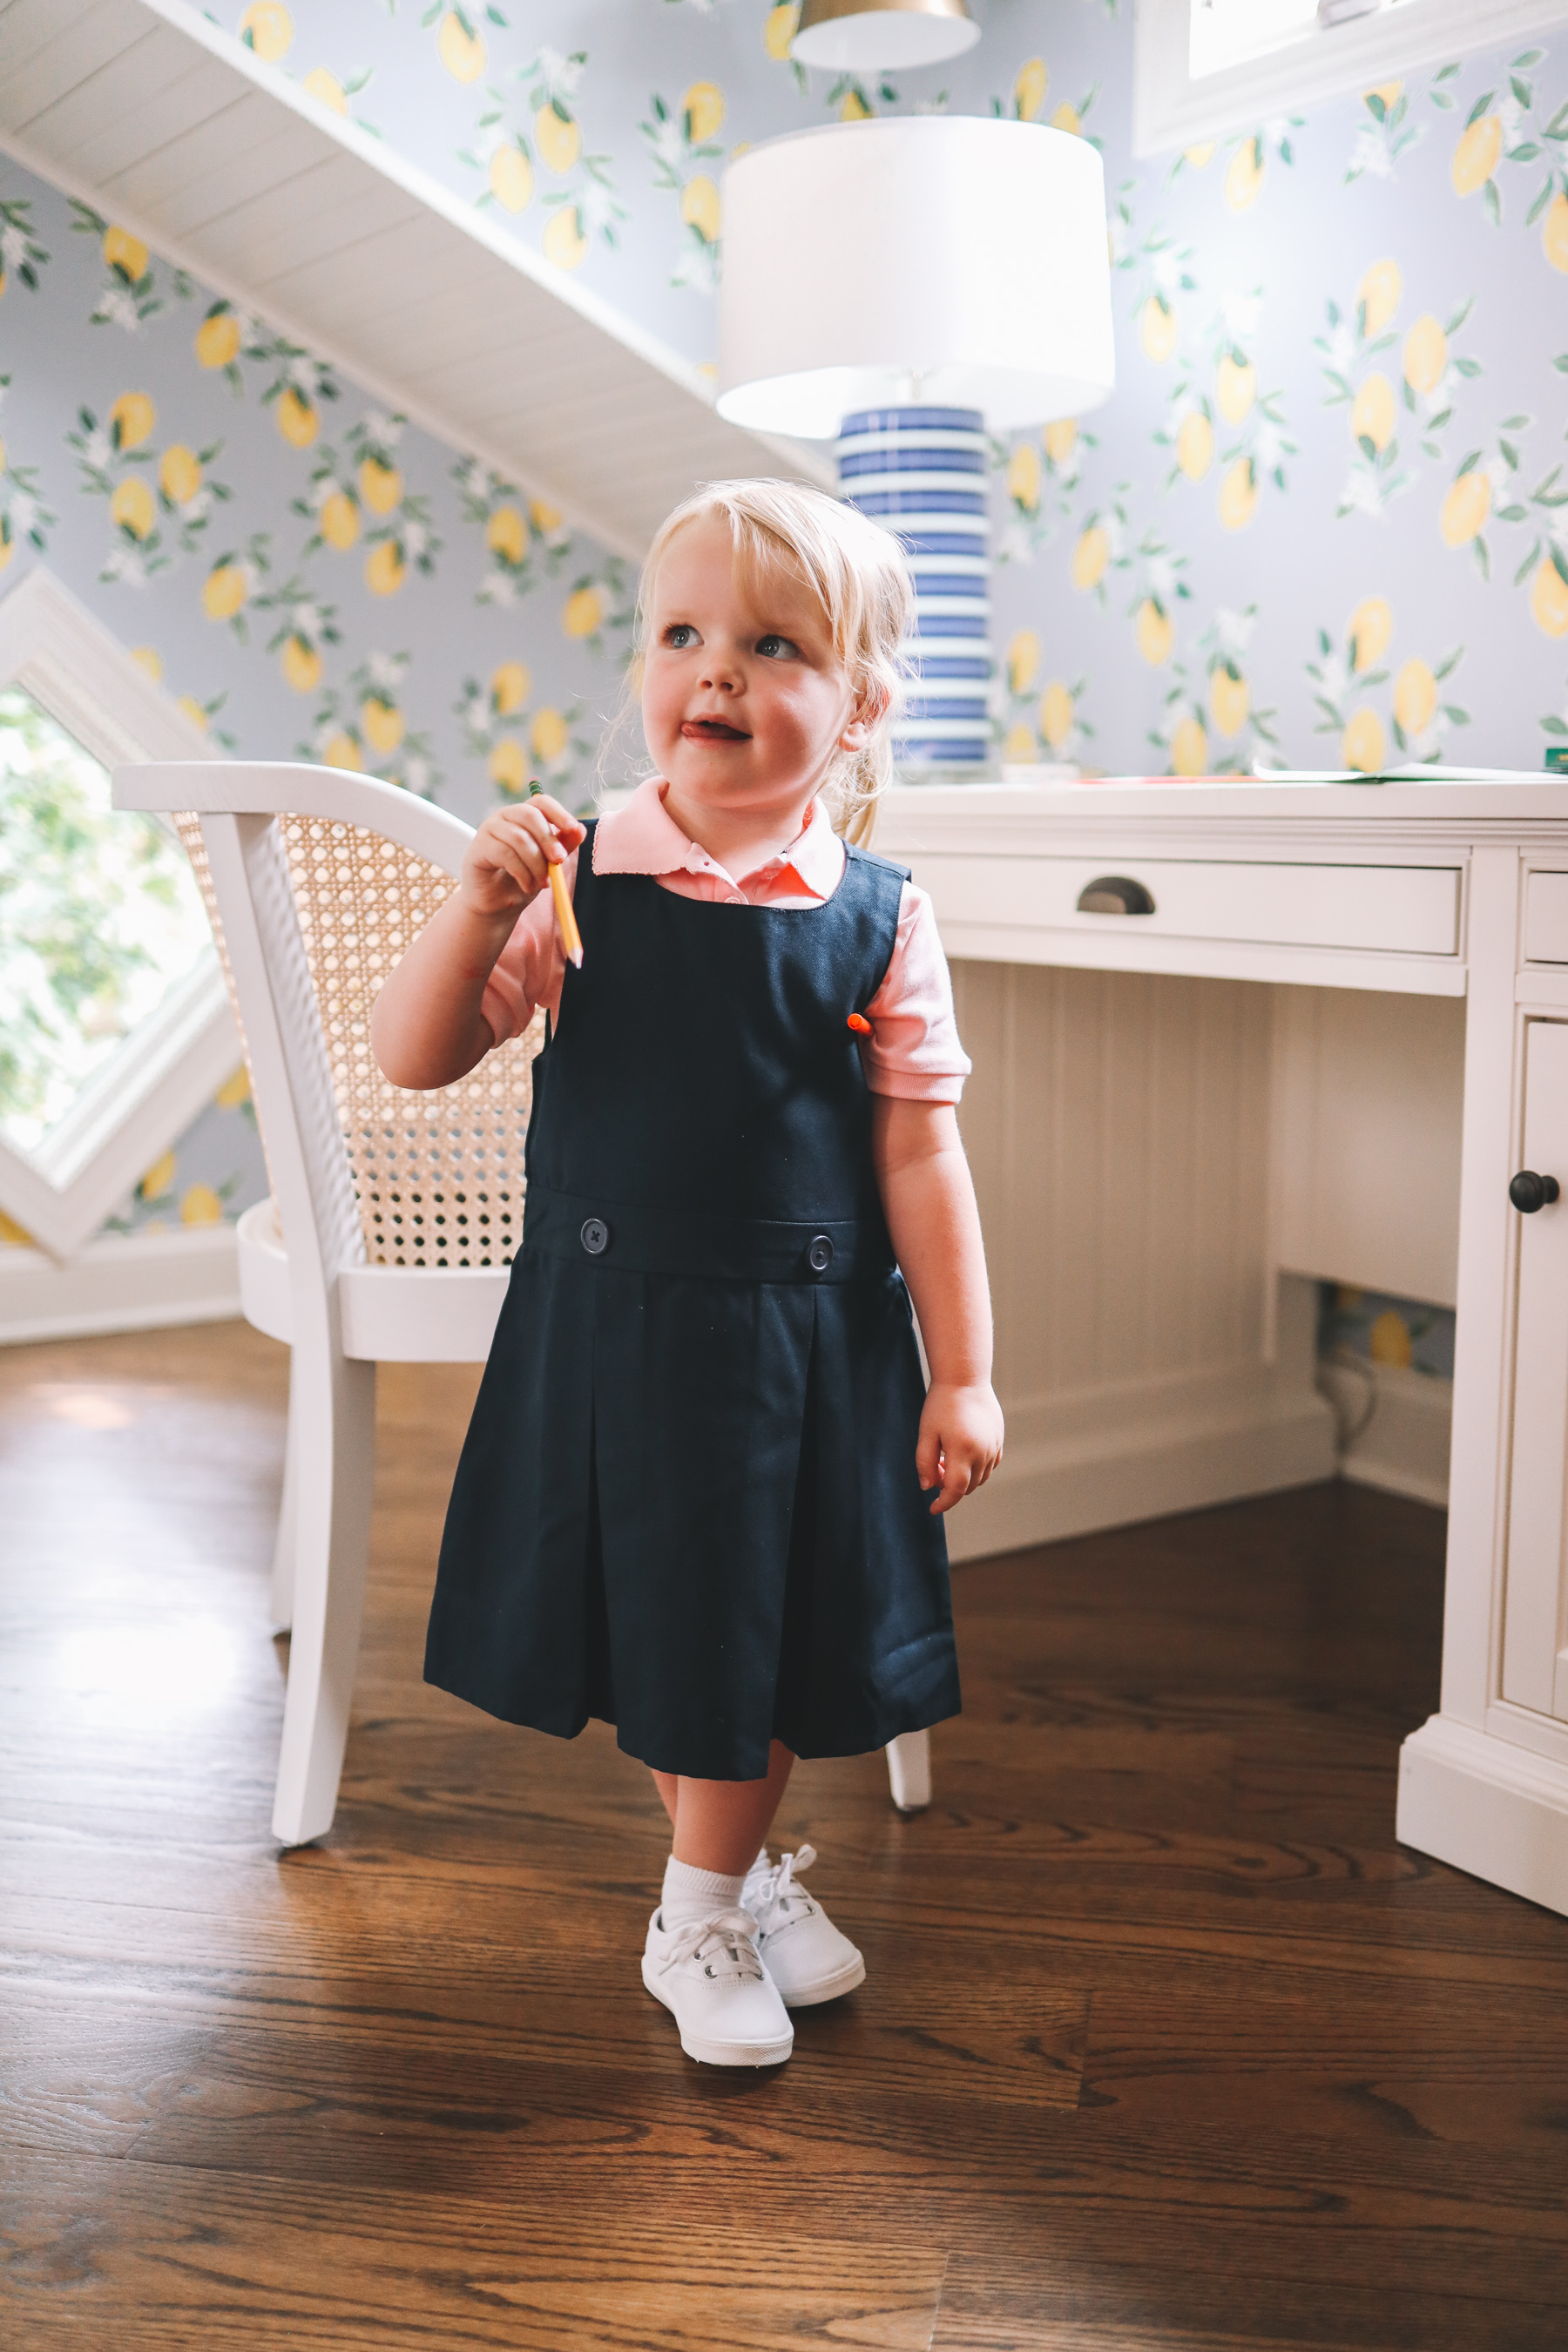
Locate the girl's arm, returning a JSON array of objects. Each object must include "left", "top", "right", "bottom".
[
  {"left": 370, "top": 794, "right": 584, "bottom": 1090},
  {"left": 871, "top": 1097, "right": 1004, "bottom": 1515}
]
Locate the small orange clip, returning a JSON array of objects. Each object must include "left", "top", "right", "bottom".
[{"left": 847, "top": 1012, "right": 873, "bottom": 1035}]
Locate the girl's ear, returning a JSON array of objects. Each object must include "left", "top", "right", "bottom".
[{"left": 839, "top": 676, "right": 889, "bottom": 752}]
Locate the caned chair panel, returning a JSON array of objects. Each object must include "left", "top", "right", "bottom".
[{"left": 177, "top": 808, "right": 544, "bottom": 1266}]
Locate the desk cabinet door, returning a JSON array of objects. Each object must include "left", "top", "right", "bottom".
[{"left": 1503, "top": 1019, "right": 1568, "bottom": 1718}]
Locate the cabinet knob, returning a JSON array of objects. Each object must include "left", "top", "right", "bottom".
[
  {"left": 1509, "top": 1170, "right": 1560, "bottom": 1213},
  {"left": 1077, "top": 875, "right": 1156, "bottom": 916}
]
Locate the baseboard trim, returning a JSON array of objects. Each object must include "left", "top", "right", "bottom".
[
  {"left": 1319, "top": 1357, "right": 1452, "bottom": 1510},
  {"left": 0, "top": 1225, "right": 241, "bottom": 1345},
  {"left": 1399, "top": 1713, "right": 1568, "bottom": 1918}
]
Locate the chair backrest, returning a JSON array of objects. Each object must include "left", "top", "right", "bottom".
[{"left": 119, "top": 763, "right": 543, "bottom": 1277}]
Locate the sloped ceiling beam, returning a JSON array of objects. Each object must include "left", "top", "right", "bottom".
[{"left": 0, "top": 0, "right": 835, "bottom": 560}]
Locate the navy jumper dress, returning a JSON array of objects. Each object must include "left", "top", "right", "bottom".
[{"left": 424, "top": 821, "right": 962, "bottom": 1780}]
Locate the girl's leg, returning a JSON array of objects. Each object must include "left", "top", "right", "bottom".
[{"left": 650, "top": 1740, "right": 795, "bottom": 1876}]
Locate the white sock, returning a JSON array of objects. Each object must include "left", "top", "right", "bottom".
[{"left": 660, "top": 1855, "right": 746, "bottom": 1930}]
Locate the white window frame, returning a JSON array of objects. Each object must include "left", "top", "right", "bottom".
[
  {"left": 0, "top": 566, "right": 238, "bottom": 1259},
  {"left": 1135, "top": 0, "right": 1568, "bottom": 157}
]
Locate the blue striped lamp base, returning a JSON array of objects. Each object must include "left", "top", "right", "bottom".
[{"left": 837, "top": 406, "right": 990, "bottom": 770}]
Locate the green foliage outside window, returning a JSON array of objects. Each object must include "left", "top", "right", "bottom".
[{"left": 0, "top": 686, "right": 211, "bottom": 1152}]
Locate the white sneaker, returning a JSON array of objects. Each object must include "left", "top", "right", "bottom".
[
  {"left": 742, "top": 1845, "right": 866, "bottom": 2008},
  {"left": 641, "top": 1907, "right": 794, "bottom": 2067}
]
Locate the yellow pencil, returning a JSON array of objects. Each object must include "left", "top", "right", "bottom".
[{"left": 531, "top": 781, "right": 583, "bottom": 968}]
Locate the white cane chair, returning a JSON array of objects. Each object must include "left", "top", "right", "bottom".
[{"left": 112, "top": 761, "right": 933, "bottom": 1843}]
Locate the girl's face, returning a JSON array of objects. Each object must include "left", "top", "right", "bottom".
[{"left": 641, "top": 517, "right": 878, "bottom": 819}]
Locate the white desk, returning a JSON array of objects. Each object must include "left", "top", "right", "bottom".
[{"left": 878, "top": 776, "right": 1568, "bottom": 1918}]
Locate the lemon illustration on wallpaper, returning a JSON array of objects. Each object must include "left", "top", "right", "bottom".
[
  {"left": 536, "top": 105, "right": 581, "bottom": 175},
  {"left": 130, "top": 646, "right": 162, "bottom": 681},
  {"left": 1394, "top": 659, "right": 1437, "bottom": 735},
  {"left": 1440, "top": 471, "right": 1489, "bottom": 548},
  {"left": 544, "top": 207, "right": 588, "bottom": 270},
  {"left": 438, "top": 10, "right": 486, "bottom": 83},
  {"left": 840, "top": 89, "right": 872, "bottom": 122},
  {"left": 1351, "top": 374, "right": 1396, "bottom": 452},
  {"left": 531, "top": 707, "right": 569, "bottom": 761},
  {"left": 1348, "top": 597, "right": 1392, "bottom": 670},
  {"left": 487, "top": 506, "right": 527, "bottom": 564},
  {"left": 1044, "top": 419, "right": 1077, "bottom": 466},
  {"left": 323, "top": 731, "right": 362, "bottom": 771},
  {"left": 139, "top": 1150, "right": 176, "bottom": 1201},
  {"left": 684, "top": 83, "right": 725, "bottom": 142},
  {"left": 530, "top": 499, "right": 564, "bottom": 535},
  {"left": 1219, "top": 456, "right": 1257, "bottom": 531},
  {"left": 214, "top": 1066, "right": 251, "bottom": 1110},
  {"left": 1532, "top": 553, "right": 1568, "bottom": 639},
  {"left": 1216, "top": 354, "right": 1255, "bottom": 424},
  {"left": 1176, "top": 411, "right": 1213, "bottom": 480},
  {"left": 490, "top": 739, "right": 527, "bottom": 792},
  {"left": 764, "top": 4, "right": 801, "bottom": 63},
  {"left": 1171, "top": 716, "right": 1207, "bottom": 776},
  {"left": 1451, "top": 113, "right": 1502, "bottom": 198},
  {"left": 1139, "top": 296, "right": 1179, "bottom": 364},
  {"left": 1007, "top": 443, "right": 1042, "bottom": 511},
  {"left": 110, "top": 478, "right": 155, "bottom": 539},
  {"left": 492, "top": 660, "right": 531, "bottom": 716},
  {"left": 202, "top": 562, "right": 248, "bottom": 621},
  {"left": 1357, "top": 258, "right": 1402, "bottom": 337},
  {"left": 1134, "top": 600, "right": 1173, "bottom": 666},
  {"left": 1402, "top": 315, "right": 1447, "bottom": 395},
  {"left": 1014, "top": 58, "right": 1047, "bottom": 121},
  {"left": 681, "top": 178, "right": 722, "bottom": 243},
  {"left": 1184, "top": 143, "right": 1215, "bottom": 171},
  {"left": 1210, "top": 668, "right": 1249, "bottom": 737},
  {"left": 239, "top": 3, "right": 293, "bottom": 63},
  {"left": 490, "top": 144, "right": 534, "bottom": 213},
  {"left": 365, "top": 540, "right": 405, "bottom": 596},
  {"left": 1051, "top": 102, "right": 1081, "bottom": 137},
  {"left": 1544, "top": 191, "right": 1568, "bottom": 273},
  {"left": 564, "top": 585, "right": 603, "bottom": 638},
  {"left": 102, "top": 226, "right": 147, "bottom": 282},
  {"left": 280, "top": 635, "right": 321, "bottom": 693},
  {"left": 1224, "top": 137, "right": 1265, "bottom": 213},
  {"left": 1007, "top": 630, "right": 1040, "bottom": 695},
  {"left": 159, "top": 446, "right": 201, "bottom": 505},
  {"left": 110, "top": 392, "right": 155, "bottom": 450},
  {"left": 320, "top": 490, "right": 360, "bottom": 550},
  {"left": 275, "top": 388, "right": 318, "bottom": 448},
  {"left": 1071, "top": 524, "right": 1108, "bottom": 591},
  {"left": 1342, "top": 707, "right": 1386, "bottom": 772},
  {"left": 195, "top": 310, "right": 240, "bottom": 369},
  {"left": 178, "top": 696, "right": 210, "bottom": 733},
  {"left": 358, "top": 457, "right": 402, "bottom": 515},
  {"left": 1039, "top": 681, "right": 1075, "bottom": 750},
  {"left": 1002, "top": 721, "right": 1036, "bottom": 762},
  {"left": 362, "top": 696, "right": 404, "bottom": 754},
  {"left": 301, "top": 69, "right": 348, "bottom": 115}
]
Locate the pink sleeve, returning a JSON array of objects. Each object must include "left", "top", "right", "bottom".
[
  {"left": 860, "top": 881, "right": 970, "bottom": 1103},
  {"left": 478, "top": 848, "right": 573, "bottom": 1045}
]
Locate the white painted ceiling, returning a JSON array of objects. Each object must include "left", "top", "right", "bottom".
[{"left": 0, "top": 0, "right": 835, "bottom": 560}]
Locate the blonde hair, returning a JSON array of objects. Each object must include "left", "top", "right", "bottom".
[{"left": 615, "top": 477, "right": 914, "bottom": 848}]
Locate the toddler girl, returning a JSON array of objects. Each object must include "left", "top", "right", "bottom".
[{"left": 372, "top": 479, "right": 1003, "bottom": 2067}]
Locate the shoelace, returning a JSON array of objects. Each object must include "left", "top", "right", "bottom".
[
  {"left": 745, "top": 1842, "right": 819, "bottom": 1930},
  {"left": 658, "top": 1908, "right": 765, "bottom": 1982}
]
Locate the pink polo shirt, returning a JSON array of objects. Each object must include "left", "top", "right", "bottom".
[{"left": 480, "top": 776, "right": 970, "bottom": 1104}]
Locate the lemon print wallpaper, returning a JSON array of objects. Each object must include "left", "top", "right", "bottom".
[{"left": 1, "top": 0, "right": 1564, "bottom": 1294}]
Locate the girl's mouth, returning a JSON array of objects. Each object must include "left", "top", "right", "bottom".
[{"left": 682, "top": 718, "right": 750, "bottom": 741}]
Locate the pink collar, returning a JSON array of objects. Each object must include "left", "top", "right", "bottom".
[{"left": 592, "top": 775, "right": 844, "bottom": 898}]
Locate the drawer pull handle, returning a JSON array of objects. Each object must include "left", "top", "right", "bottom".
[
  {"left": 1078, "top": 875, "right": 1155, "bottom": 916},
  {"left": 1510, "top": 1170, "right": 1560, "bottom": 1213}
]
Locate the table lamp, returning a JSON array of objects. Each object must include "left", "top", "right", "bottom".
[{"left": 717, "top": 117, "right": 1115, "bottom": 768}]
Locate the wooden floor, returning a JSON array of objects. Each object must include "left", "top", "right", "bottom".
[{"left": 3, "top": 1323, "right": 1568, "bottom": 2350}]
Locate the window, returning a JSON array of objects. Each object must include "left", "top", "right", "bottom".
[{"left": 1137, "top": 0, "right": 1568, "bottom": 156}]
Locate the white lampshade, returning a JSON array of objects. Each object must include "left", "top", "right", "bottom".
[
  {"left": 715, "top": 118, "right": 1115, "bottom": 440},
  {"left": 791, "top": 0, "right": 980, "bottom": 73}
]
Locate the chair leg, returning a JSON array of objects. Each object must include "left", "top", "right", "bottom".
[
  {"left": 270, "top": 1334, "right": 377, "bottom": 1848},
  {"left": 886, "top": 1729, "right": 932, "bottom": 1813},
  {"left": 269, "top": 1362, "right": 301, "bottom": 1632}
]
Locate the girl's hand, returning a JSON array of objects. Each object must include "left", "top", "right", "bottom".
[
  {"left": 458, "top": 794, "right": 585, "bottom": 919},
  {"left": 916, "top": 1381, "right": 1004, "bottom": 1516}
]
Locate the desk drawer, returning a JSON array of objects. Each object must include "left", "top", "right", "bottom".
[
  {"left": 913, "top": 856, "right": 1461, "bottom": 957},
  {"left": 1525, "top": 870, "right": 1568, "bottom": 962}
]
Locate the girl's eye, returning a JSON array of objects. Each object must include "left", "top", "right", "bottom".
[
  {"left": 665, "top": 624, "right": 698, "bottom": 649},
  {"left": 756, "top": 633, "right": 799, "bottom": 659}
]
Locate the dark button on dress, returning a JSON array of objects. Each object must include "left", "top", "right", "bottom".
[{"left": 424, "top": 822, "right": 962, "bottom": 1780}]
